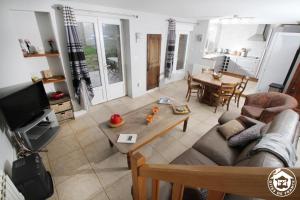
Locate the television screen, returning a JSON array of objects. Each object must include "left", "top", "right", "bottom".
[{"left": 0, "top": 81, "right": 50, "bottom": 130}]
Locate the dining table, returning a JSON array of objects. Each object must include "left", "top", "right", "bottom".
[{"left": 192, "top": 71, "right": 241, "bottom": 106}]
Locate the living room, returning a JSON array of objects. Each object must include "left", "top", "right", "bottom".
[{"left": 0, "top": 0, "right": 300, "bottom": 200}]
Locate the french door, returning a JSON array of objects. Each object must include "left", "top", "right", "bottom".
[{"left": 76, "top": 16, "right": 126, "bottom": 105}]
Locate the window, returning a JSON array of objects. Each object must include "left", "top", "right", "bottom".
[{"left": 175, "top": 34, "right": 188, "bottom": 70}]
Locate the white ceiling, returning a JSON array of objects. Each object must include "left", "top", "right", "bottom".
[{"left": 68, "top": 0, "right": 300, "bottom": 23}]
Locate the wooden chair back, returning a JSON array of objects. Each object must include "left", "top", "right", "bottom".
[
  {"left": 187, "top": 72, "right": 193, "bottom": 88},
  {"left": 238, "top": 76, "right": 250, "bottom": 93},
  {"left": 218, "top": 83, "right": 237, "bottom": 97}
]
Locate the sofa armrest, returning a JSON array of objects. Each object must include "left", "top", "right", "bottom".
[
  {"left": 244, "top": 93, "right": 270, "bottom": 108},
  {"left": 260, "top": 105, "right": 298, "bottom": 123},
  {"left": 260, "top": 106, "right": 289, "bottom": 123},
  {"left": 218, "top": 111, "right": 265, "bottom": 125},
  {"left": 264, "top": 105, "right": 292, "bottom": 113}
]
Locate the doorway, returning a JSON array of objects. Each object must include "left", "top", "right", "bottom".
[
  {"left": 76, "top": 16, "right": 126, "bottom": 105},
  {"left": 147, "top": 34, "right": 161, "bottom": 90}
]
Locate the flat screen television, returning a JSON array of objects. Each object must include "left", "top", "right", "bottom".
[{"left": 0, "top": 81, "right": 50, "bottom": 130}]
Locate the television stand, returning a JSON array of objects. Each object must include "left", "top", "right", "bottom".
[{"left": 15, "top": 109, "right": 59, "bottom": 154}]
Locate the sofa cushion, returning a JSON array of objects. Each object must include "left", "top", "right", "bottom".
[
  {"left": 228, "top": 123, "right": 264, "bottom": 147},
  {"left": 192, "top": 125, "right": 240, "bottom": 166},
  {"left": 218, "top": 119, "right": 246, "bottom": 140},
  {"left": 171, "top": 148, "right": 217, "bottom": 165},
  {"left": 242, "top": 106, "right": 264, "bottom": 119},
  {"left": 218, "top": 111, "right": 240, "bottom": 125},
  {"left": 260, "top": 123, "right": 271, "bottom": 135},
  {"left": 218, "top": 111, "right": 263, "bottom": 126},
  {"left": 235, "top": 151, "right": 285, "bottom": 168},
  {"left": 234, "top": 140, "right": 258, "bottom": 164}
]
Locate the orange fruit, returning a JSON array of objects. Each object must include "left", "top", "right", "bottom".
[
  {"left": 146, "top": 114, "right": 154, "bottom": 124},
  {"left": 152, "top": 106, "right": 159, "bottom": 114}
]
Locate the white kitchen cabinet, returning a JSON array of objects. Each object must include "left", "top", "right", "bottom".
[
  {"left": 235, "top": 57, "right": 260, "bottom": 77},
  {"left": 226, "top": 56, "right": 259, "bottom": 77},
  {"left": 227, "top": 57, "right": 237, "bottom": 73}
]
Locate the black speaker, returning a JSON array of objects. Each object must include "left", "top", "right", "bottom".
[{"left": 12, "top": 153, "right": 53, "bottom": 200}]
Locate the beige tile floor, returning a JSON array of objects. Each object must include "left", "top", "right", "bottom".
[{"left": 41, "top": 79, "right": 299, "bottom": 200}]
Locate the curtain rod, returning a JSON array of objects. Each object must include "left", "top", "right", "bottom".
[{"left": 54, "top": 5, "right": 139, "bottom": 19}]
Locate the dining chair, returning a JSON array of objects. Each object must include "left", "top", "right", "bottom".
[
  {"left": 186, "top": 72, "right": 203, "bottom": 102},
  {"left": 234, "top": 76, "right": 250, "bottom": 107},
  {"left": 210, "top": 83, "right": 237, "bottom": 113}
]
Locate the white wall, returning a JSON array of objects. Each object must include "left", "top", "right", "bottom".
[
  {"left": 0, "top": 0, "right": 197, "bottom": 97},
  {"left": 186, "top": 20, "right": 210, "bottom": 74},
  {"left": 0, "top": 0, "right": 198, "bottom": 168},
  {"left": 125, "top": 13, "right": 195, "bottom": 96},
  {"left": 217, "top": 24, "right": 267, "bottom": 58},
  {"left": 0, "top": 129, "right": 15, "bottom": 176},
  {"left": 256, "top": 32, "right": 300, "bottom": 91}
]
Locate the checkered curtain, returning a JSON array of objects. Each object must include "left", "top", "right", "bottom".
[
  {"left": 63, "top": 6, "right": 94, "bottom": 104},
  {"left": 165, "top": 19, "right": 176, "bottom": 78}
]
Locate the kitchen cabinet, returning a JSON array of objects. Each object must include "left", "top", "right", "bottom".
[
  {"left": 227, "top": 57, "right": 237, "bottom": 72},
  {"left": 204, "top": 54, "right": 260, "bottom": 77},
  {"left": 226, "top": 56, "right": 259, "bottom": 77},
  {"left": 235, "top": 57, "right": 260, "bottom": 77}
]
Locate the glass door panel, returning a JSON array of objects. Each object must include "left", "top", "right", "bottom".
[
  {"left": 102, "top": 24, "right": 123, "bottom": 84},
  {"left": 76, "top": 16, "right": 107, "bottom": 105},
  {"left": 176, "top": 34, "right": 188, "bottom": 70},
  {"left": 77, "top": 22, "right": 102, "bottom": 87},
  {"left": 99, "top": 19, "right": 126, "bottom": 100}
]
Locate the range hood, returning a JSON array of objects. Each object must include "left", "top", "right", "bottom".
[{"left": 248, "top": 24, "right": 270, "bottom": 41}]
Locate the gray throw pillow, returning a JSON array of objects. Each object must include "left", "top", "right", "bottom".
[{"left": 228, "top": 123, "right": 264, "bottom": 147}]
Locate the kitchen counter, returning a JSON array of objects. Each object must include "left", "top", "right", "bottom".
[
  {"left": 203, "top": 53, "right": 260, "bottom": 60},
  {"left": 202, "top": 53, "right": 261, "bottom": 78}
]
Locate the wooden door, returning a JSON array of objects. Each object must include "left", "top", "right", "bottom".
[
  {"left": 147, "top": 34, "right": 161, "bottom": 90},
  {"left": 286, "top": 62, "right": 300, "bottom": 113}
]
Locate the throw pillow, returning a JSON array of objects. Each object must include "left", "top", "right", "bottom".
[
  {"left": 218, "top": 119, "right": 246, "bottom": 140},
  {"left": 228, "top": 123, "right": 264, "bottom": 147},
  {"left": 237, "top": 116, "right": 256, "bottom": 128}
]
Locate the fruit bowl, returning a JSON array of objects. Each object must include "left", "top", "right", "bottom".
[{"left": 212, "top": 72, "right": 222, "bottom": 80}]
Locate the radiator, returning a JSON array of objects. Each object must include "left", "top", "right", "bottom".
[{"left": 0, "top": 172, "right": 24, "bottom": 200}]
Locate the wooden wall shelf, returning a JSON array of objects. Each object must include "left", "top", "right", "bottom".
[
  {"left": 42, "top": 75, "right": 65, "bottom": 84},
  {"left": 24, "top": 52, "right": 59, "bottom": 58}
]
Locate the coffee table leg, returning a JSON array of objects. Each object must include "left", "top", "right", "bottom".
[
  {"left": 183, "top": 118, "right": 189, "bottom": 132},
  {"left": 109, "top": 140, "right": 114, "bottom": 148},
  {"left": 127, "top": 152, "right": 132, "bottom": 169}
]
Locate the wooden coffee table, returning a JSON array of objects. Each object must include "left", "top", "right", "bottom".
[{"left": 99, "top": 102, "right": 190, "bottom": 169}]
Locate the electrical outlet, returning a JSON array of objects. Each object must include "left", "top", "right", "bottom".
[{"left": 137, "top": 83, "right": 140, "bottom": 87}]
